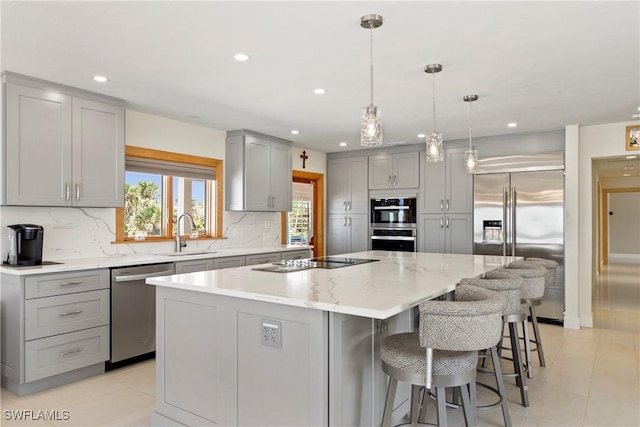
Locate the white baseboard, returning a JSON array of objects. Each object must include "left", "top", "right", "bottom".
[{"left": 563, "top": 314, "right": 581, "bottom": 330}]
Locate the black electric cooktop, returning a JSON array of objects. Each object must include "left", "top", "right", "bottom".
[{"left": 252, "top": 257, "right": 379, "bottom": 273}]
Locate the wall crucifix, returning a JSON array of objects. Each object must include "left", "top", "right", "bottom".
[{"left": 300, "top": 150, "right": 309, "bottom": 169}]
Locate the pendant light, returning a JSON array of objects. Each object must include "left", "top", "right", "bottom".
[
  {"left": 360, "top": 14, "right": 383, "bottom": 147},
  {"left": 424, "top": 64, "right": 443, "bottom": 162},
  {"left": 463, "top": 94, "right": 479, "bottom": 173}
]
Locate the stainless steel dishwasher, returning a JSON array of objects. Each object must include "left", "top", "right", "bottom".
[{"left": 109, "top": 262, "right": 174, "bottom": 366}]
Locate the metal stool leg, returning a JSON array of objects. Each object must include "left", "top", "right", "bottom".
[
  {"left": 530, "top": 305, "right": 546, "bottom": 367},
  {"left": 435, "top": 387, "right": 448, "bottom": 427},
  {"left": 508, "top": 321, "right": 530, "bottom": 407},
  {"left": 491, "top": 346, "right": 513, "bottom": 427},
  {"left": 459, "top": 384, "right": 475, "bottom": 427},
  {"left": 521, "top": 318, "right": 534, "bottom": 378},
  {"left": 410, "top": 384, "right": 421, "bottom": 424},
  {"left": 381, "top": 377, "right": 397, "bottom": 427}
]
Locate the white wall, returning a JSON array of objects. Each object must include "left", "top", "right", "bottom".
[
  {"left": 566, "top": 120, "right": 640, "bottom": 328},
  {"left": 0, "top": 111, "right": 294, "bottom": 260}
]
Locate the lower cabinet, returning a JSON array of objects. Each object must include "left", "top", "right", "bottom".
[
  {"left": 327, "top": 214, "right": 368, "bottom": 255},
  {"left": 281, "top": 249, "right": 311, "bottom": 260},
  {"left": 1, "top": 269, "right": 110, "bottom": 396},
  {"left": 212, "top": 255, "right": 246, "bottom": 270},
  {"left": 174, "top": 259, "right": 214, "bottom": 274},
  {"left": 245, "top": 252, "right": 282, "bottom": 266},
  {"left": 418, "top": 214, "right": 472, "bottom": 254}
]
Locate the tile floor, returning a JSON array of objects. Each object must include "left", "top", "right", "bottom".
[{"left": 1, "top": 263, "right": 638, "bottom": 426}]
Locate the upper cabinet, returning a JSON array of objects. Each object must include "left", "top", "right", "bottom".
[
  {"left": 368, "top": 152, "right": 420, "bottom": 190},
  {"left": 420, "top": 147, "right": 473, "bottom": 214},
  {"left": 225, "top": 129, "right": 292, "bottom": 212},
  {"left": 327, "top": 156, "right": 368, "bottom": 214},
  {"left": 3, "top": 73, "right": 125, "bottom": 207}
]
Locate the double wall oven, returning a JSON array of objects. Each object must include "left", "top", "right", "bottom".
[{"left": 370, "top": 197, "right": 417, "bottom": 252}]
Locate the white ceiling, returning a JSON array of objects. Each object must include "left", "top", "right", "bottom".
[{"left": 1, "top": 1, "right": 639, "bottom": 154}]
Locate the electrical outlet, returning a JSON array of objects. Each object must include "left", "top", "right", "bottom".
[{"left": 261, "top": 319, "right": 282, "bottom": 349}]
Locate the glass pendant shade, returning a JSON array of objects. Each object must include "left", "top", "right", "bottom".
[
  {"left": 425, "top": 132, "right": 443, "bottom": 162},
  {"left": 361, "top": 105, "right": 382, "bottom": 147},
  {"left": 463, "top": 94, "right": 479, "bottom": 174},
  {"left": 464, "top": 148, "right": 478, "bottom": 173}
]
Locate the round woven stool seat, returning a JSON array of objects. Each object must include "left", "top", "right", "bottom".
[
  {"left": 525, "top": 257, "right": 559, "bottom": 286},
  {"left": 382, "top": 332, "right": 478, "bottom": 379}
]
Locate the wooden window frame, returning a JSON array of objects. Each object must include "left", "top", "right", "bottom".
[{"left": 116, "top": 146, "right": 223, "bottom": 243}]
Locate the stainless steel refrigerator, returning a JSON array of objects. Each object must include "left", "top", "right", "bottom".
[{"left": 473, "top": 153, "right": 564, "bottom": 322}]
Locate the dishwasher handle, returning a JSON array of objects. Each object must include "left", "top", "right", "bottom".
[{"left": 114, "top": 268, "right": 175, "bottom": 282}]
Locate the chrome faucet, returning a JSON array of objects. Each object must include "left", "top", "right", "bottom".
[{"left": 176, "top": 213, "right": 196, "bottom": 252}]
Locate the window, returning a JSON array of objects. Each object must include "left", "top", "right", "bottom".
[{"left": 116, "top": 146, "right": 223, "bottom": 242}]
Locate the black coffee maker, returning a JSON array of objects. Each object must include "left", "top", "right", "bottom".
[{"left": 6, "top": 224, "right": 44, "bottom": 266}]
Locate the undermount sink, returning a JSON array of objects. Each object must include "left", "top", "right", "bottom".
[{"left": 158, "top": 250, "right": 214, "bottom": 257}]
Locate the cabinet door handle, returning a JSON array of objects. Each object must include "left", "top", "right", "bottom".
[
  {"left": 348, "top": 217, "right": 352, "bottom": 226},
  {"left": 344, "top": 201, "right": 347, "bottom": 211},
  {"left": 59, "top": 348, "right": 83, "bottom": 357},
  {"left": 59, "top": 280, "right": 83, "bottom": 286},
  {"left": 60, "top": 310, "right": 83, "bottom": 317},
  {"left": 445, "top": 199, "right": 450, "bottom": 211},
  {"left": 66, "top": 183, "right": 70, "bottom": 201},
  {"left": 440, "top": 218, "right": 444, "bottom": 228},
  {"left": 446, "top": 217, "right": 450, "bottom": 228},
  {"left": 348, "top": 201, "right": 351, "bottom": 211},
  {"left": 76, "top": 183, "right": 80, "bottom": 201},
  {"left": 440, "top": 199, "right": 444, "bottom": 211},
  {"left": 388, "top": 176, "right": 391, "bottom": 187},
  {"left": 344, "top": 217, "right": 347, "bottom": 226},
  {"left": 271, "top": 196, "right": 275, "bottom": 208},
  {"left": 393, "top": 175, "right": 397, "bottom": 186}
]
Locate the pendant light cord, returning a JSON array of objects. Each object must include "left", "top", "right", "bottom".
[
  {"left": 431, "top": 72, "right": 436, "bottom": 132},
  {"left": 469, "top": 100, "right": 473, "bottom": 149},
  {"left": 370, "top": 26, "right": 374, "bottom": 106}
]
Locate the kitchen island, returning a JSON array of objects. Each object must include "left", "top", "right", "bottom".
[{"left": 146, "top": 251, "right": 518, "bottom": 426}]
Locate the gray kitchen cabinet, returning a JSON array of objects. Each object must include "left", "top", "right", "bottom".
[
  {"left": 420, "top": 147, "right": 473, "bottom": 214},
  {"left": 281, "top": 249, "right": 311, "bottom": 260},
  {"left": 212, "top": 256, "right": 246, "bottom": 270},
  {"left": 245, "top": 252, "right": 282, "bottom": 266},
  {"left": 327, "top": 156, "right": 368, "bottom": 214},
  {"left": 327, "top": 214, "right": 368, "bottom": 256},
  {"left": 225, "top": 129, "right": 292, "bottom": 212},
  {"left": 418, "top": 213, "right": 472, "bottom": 254},
  {"left": 174, "top": 259, "right": 214, "bottom": 274},
  {"left": 369, "top": 152, "right": 420, "bottom": 190},
  {"left": 1, "top": 269, "right": 110, "bottom": 396},
  {"left": 3, "top": 73, "right": 124, "bottom": 207}
]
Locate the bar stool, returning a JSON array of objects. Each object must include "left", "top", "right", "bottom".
[
  {"left": 469, "top": 271, "right": 531, "bottom": 408},
  {"left": 460, "top": 275, "right": 525, "bottom": 424},
  {"left": 496, "top": 262, "right": 547, "bottom": 378},
  {"left": 380, "top": 284, "right": 506, "bottom": 427}
]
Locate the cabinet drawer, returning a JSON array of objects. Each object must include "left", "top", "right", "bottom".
[
  {"left": 175, "top": 259, "right": 214, "bottom": 274},
  {"left": 25, "top": 289, "right": 110, "bottom": 340},
  {"left": 245, "top": 252, "right": 282, "bottom": 266},
  {"left": 212, "top": 256, "right": 246, "bottom": 270},
  {"left": 25, "top": 325, "right": 110, "bottom": 382},
  {"left": 281, "top": 250, "right": 311, "bottom": 261},
  {"left": 25, "top": 270, "right": 109, "bottom": 299}
]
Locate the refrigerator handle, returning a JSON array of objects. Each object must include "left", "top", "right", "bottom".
[
  {"left": 511, "top": 187, "right": 517, "bottom": 257},
  {"left": 502, "top": 187, "right": 508, "bottom": 257}
]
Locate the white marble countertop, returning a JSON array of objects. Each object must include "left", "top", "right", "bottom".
[
  {"left": 0, "top": 245, "right": 312, "bottom": 276},
  {"left": 146, "top": 251, "right": 520, "bottom": 319}
]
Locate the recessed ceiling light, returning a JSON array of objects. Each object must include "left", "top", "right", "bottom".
[
  {"left": 632, "top": 113, "right": 640, "bottom": 118},
  {"left": 623, "top": 173, "right": 631, "bottom": 177},
  {"left": 339, "top": 142, "right": 347, "bottom": 147},
  {"left": 417, "top": 133, "right": 426, "bottom": 138},
  {"left": 234, "top": 53, "right": 250, "bottom": 61},
  {"left": 507, "top": 122, "right": 518, "bottom": 128},
  {"left": 93, "top": 75, "right": 108, "bottom": 83},
  {"left": 314, "top": 88, "right": 326, "bottom": 95},
  {"left": 626, "top": 155, "right": 637, "bottom": 159},
  {"left": 290, "top": 130, "right": 300, "bottom": 135}
]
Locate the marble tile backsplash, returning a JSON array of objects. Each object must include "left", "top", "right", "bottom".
[{"left": 0, "top": 206, "right": 282, "bottom": 261}]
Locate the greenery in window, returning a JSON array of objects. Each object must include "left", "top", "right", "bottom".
[{"left": 116, "top": 147, "right": 223, "bottom": 242}]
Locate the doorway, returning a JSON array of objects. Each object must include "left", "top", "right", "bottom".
[{"left": 281, "top": 170, "right": 324, "bottom": 258}]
